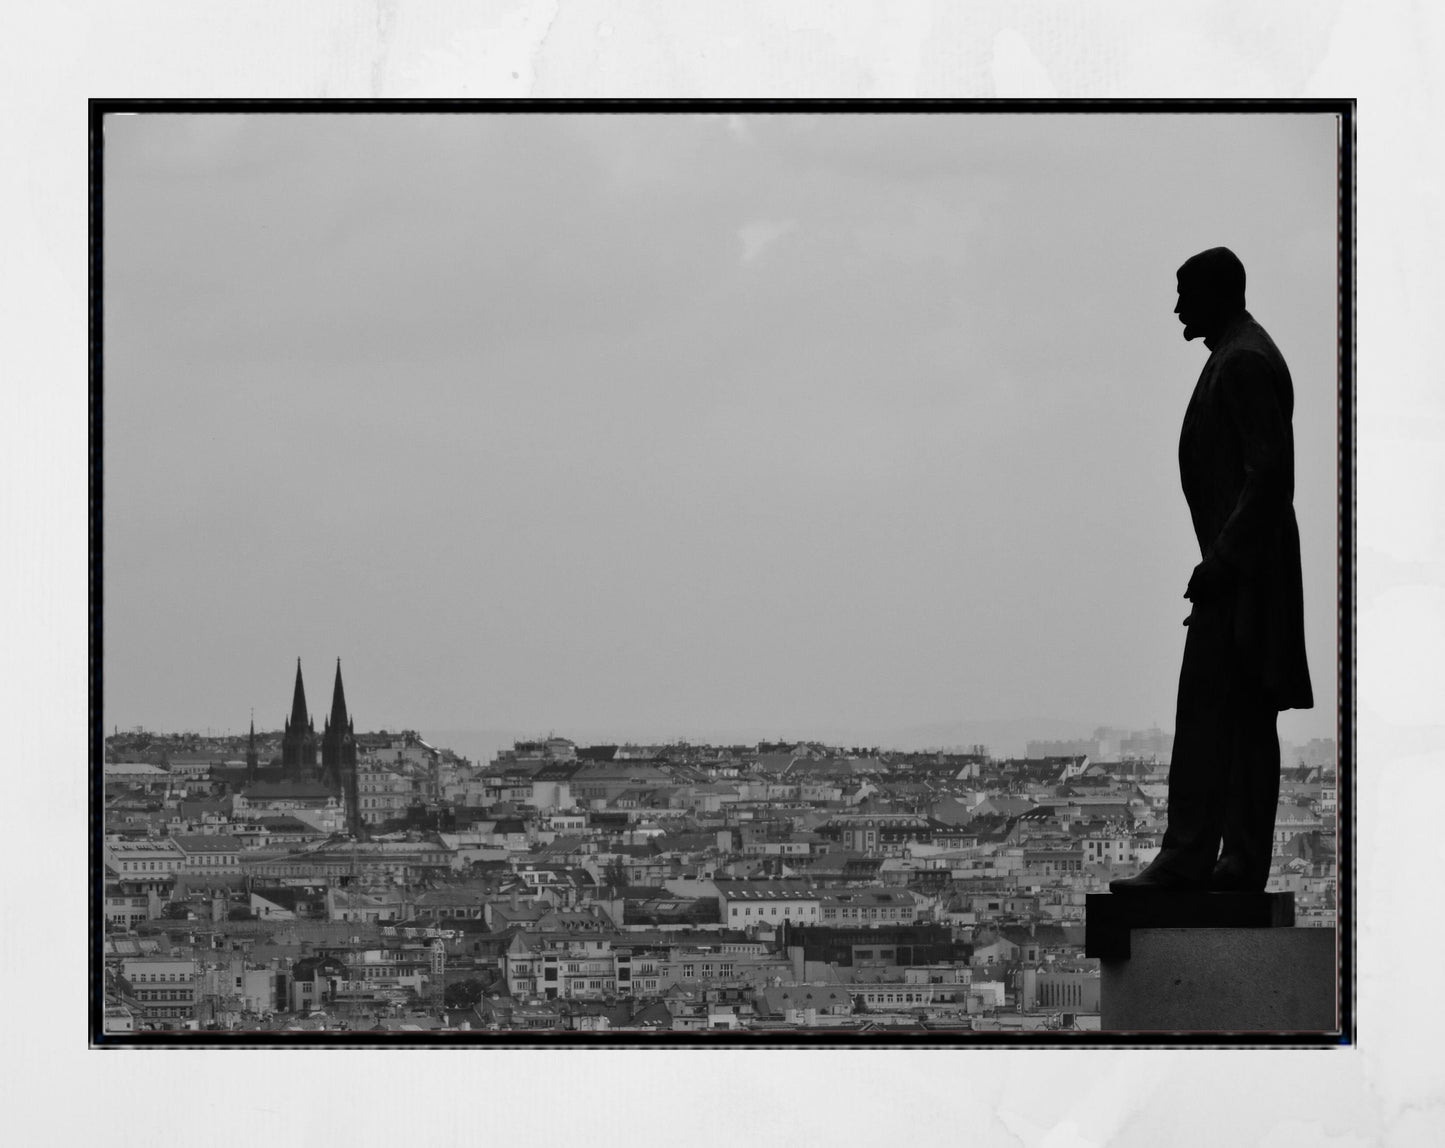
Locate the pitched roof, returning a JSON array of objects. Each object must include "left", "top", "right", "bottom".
[
  {"left": 999, "top": 923, "right": 1087, "bottom": 949},
  {"left": 533, "top": 763, "right": 581, "bottom": 781},
  {"left": 974, "top": 796, "right": 1037, "bottom": 817},
  {"left": 611, "top": 885, "right": 671, "bottom": 900},
  {"left": 1275, "top": 803, "right": 1319, "bottom": 820},
  {"left": 714, "top": 880, "right": 821, "bottom": 901},
  {"left": 103, "top": 761, "right": 168, "bottom": 777},
  {"left": 251, "top": 815, "right": 323, "bottom": 833},
  {"left": 171, "top": 834, "right": 242, "bottom": 852},
  {"left": 252, "top": 887, "right": 311, "bottom": 912},
  {"left": 241, "top": 781, "right": 336, "bottom": 800},
  {"left": 818, "top": 888, "right": 916, "bottom": 907},
  {"left": 759, "top": 986, "right": 853, "bottom": 1013}
]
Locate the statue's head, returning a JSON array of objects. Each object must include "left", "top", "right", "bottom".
[{"left": 1174, "top": 247, "right": 1246, "bottom": 342}]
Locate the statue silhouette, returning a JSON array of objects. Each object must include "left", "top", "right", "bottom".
[{"left": 1112, "top": 247, "right": 1313, "bottom": 894}]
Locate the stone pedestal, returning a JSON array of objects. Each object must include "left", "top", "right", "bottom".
[
  {"left": 1085, "top": 891, "right": 1294, "bottom": 960},
  {"left": 1086, "top": 893, "right": 1337, "bottom": 1032}
]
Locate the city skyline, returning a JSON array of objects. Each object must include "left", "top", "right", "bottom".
[
  {"left": 105, "top": 654, "right": 1336, "bottom": 770},
  {"left": 103, "top": 111, "right": 1341, "bottom": 750}
]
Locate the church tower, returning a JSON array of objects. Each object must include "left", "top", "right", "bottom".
[
  {"left": 322, "top": 658, "right": 364, "bottom": 839},
  {"left": 281, "top": 658, "right": 318, "bottom": 781},
  {"left": 321, "top": 659, "right": 358, "bottom": 786},
  {"left": 245, "top": 713, "right": 259, "bottom": 783}
]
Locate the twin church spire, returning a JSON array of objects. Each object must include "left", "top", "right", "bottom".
[{"left": 278, "top": 657, "right": 362, "bottom": 838}]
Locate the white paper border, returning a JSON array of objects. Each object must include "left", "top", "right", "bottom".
[{"left": 10, "top": 2, "right": 1441, "bottom": 1144}]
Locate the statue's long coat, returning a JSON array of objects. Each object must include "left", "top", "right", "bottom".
[{"left": 1178, "top": 311, "right": 1314, "bottom": 711}]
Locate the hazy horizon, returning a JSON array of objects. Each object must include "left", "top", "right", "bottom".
[
  {"left": 103, "top": 112, "right": 1341, "bottom": 755},
  {"left": 105, "top": 714, "right": 1176, "bottom": 764}
]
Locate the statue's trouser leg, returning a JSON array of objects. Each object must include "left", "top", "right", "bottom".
[
  {"left": 1217, "top": 695, "right": 1281, "bottom": 891},
  {"left": 1159, "top": 597, "right": 1234, "bottom": 879}
]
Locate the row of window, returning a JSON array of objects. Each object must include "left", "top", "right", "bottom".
[
  {"left": 1037, "top": 982, "right": 1087, "bottom": 1006},
  {"left": 821, "top": 907, "right": 915, "bottom": 921},
  {"left": 526, "top": 961, "right": 746, "bottom": 983},
  {"left": 136, "top": 989, "right": 193, "bottom": 1002},
  {"left": 727, "top": 905, "right": 819, "bottom": 918},
  {"left": 256, "top": 865, "right": 348, "bottom": 876},
  {"left": 118, "top": 855, "right": 238, "bottom": 869},
  {"left": 334, "top": 979, "right": 410, "bottom": 993},
  {"left": 679, "top": 964, "right": 734, "bottom": 979}
]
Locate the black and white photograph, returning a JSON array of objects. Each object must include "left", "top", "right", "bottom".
[
  {"left": 94, "top": 104, "right": 1349, "bottom": 1046},
  {"left": 0, "top": 0, "right": 1434, "bottom": 1140}
]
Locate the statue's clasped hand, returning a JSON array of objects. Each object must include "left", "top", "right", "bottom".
[
  {"left": 1185, "top": 555, "right": 1230, "bottom": 602},
  {"left": 1183, "top": 555, "right": 1231, "bottom": 624}
]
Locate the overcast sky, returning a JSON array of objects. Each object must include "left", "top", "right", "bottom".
[{"left": 103, "top": 111, "right": 1339, "bottom": 755}]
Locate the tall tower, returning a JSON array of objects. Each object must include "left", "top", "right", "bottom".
[
  {"left": 321, "top": 658, "right": 358, "bottom": 786},
  {"left": 245, "top": 712, "right": 259, "bottom": 783},
  {"left": 322, "top": 658, "right": 364, "bottom": 839},
  {"left": 281, "top": 658, "right": 318, "bottom": 781}
]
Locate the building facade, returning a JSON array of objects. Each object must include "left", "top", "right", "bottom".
[{"left": 120, "top": 956, "right": 199, "bottom": 1028}]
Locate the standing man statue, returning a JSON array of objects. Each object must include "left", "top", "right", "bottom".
[{"left": 1112, "top": 247, "right": 1313, "bottom": 893}]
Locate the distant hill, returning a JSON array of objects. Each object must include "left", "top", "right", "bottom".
[{"left": 424, "top": 718, "right": 1106, "bottom": 764}]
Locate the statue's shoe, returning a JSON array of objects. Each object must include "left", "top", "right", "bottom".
[{"left": 1208, "top": 860, "right": 1265, "bottom": 892}]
